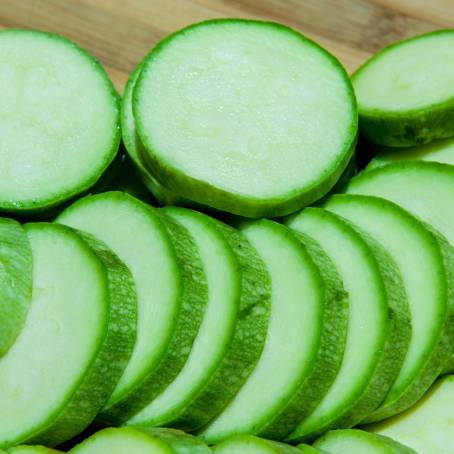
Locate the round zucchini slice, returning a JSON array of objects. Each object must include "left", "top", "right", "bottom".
[
  {"left": 127, "top": 207, "right": 271, "bottom": 430},
  {"left": 201, "top": 219, "right": 348, "bottom": 443},
  {"left": 0, "top": 30, "right": 120, "bottom": 214},
  {"left": 313, "top": 429, "right": 417, "bottom": 454},
  {"left": 0, "top": 219, "right": 32, "bottom": 357},
  {"left": 366, "top": 375, "right": 454, "bottom": 454},
  {"left": 352, "top": 30, "right": 454, "bottom": 147},
  {"left": 68, "top": 428, "right": 175, "bottom": 454},
  {"left": 285, "top": 208, "right": 410, "bottom": 442},
  {"left": 324, "top": 194, "right": 454, "bottom": 422},
  {"left": 56, "top": 192, "right": 208, "bottom": 424},
  {"left": 213, "top": 434, "right": 302, "bottom": 453},
  {"left": 0, "top": 223, "right": 136, "bottom": 448},
  {"left": 140, "top": 428, "right": 211, "bottom": 453},
  {"left": 133, "top": 19, "right": 357, "bottom": 217}
]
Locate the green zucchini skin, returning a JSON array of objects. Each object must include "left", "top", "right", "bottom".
[
  {"left": 134, "top": 19, "right": 358, "bottom": 218},
  {"left": 0, "top": 218, "right": 33, "bottom": 357},
  {"left": 213, "top": 434, "right": 302, "bottom": 453},
  {"left": 352, "top": 30, "right": 454, "bottom": 147},
  {"left": 140, "top": 428, "right": 211, "bottom": 453},
  {"left": 0, "top": 30, "right": 121, "bottom": 214},
  {"left": 313, "top": 429, "right": 418, "bottom": 453},
  {"left": 7, "top": 446, "right": 62, "bottom": 453}
]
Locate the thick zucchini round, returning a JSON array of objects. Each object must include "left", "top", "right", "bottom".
[
  {"left": 324, "top": 194, "right": 454, "bottom": 422},
  {"left": 353, "top": 30, "right": 454, "bottom": 147},
  {"left": 285, "top": 208, "right": 410, "bottom": 442},
  {"left": 213, "top": 434, "right": 302, "bottom": 453},
  {"left": 0, "top": 223, "right": 136, "bottom": 448},
  {"left": 133, "top": 19, "right": 357, "bottom": 217},
  {"left": 201, "top": 219, "right": 348, "bottom": 442},
  {"left": 0, "top": 30, "right": 120, "bottom": 214}
]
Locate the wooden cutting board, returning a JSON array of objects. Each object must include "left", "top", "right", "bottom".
[{"left": 0, "top": 0, "right": 451, "bottom": 92}]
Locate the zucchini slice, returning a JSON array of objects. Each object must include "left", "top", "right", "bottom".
[
  {"left": 0, "top": 30, "right": 120, "bottom": 214},
  {"left": 367, "top": 375, "right": 454, "bottom": 454},
  {"left": 141, "top": 428, "right": 211, "bottom": 453},
  {"left": 8, "top": 447, "right": 62, "bottom": 453},
  {"left": 127, "top": 207, "right": 271, "bottom": 430},
  {"left": 68, "top": 428, "right": 175, "bottom": 454},
  {"left": 0, "top": 219, "right": 32, "bottom": 357},
  {"left": 201, "top": 219, "right": 348, "bottom": 442},
  {"left": 324, "top": 194, "right": 454, "bottom": 422},
  {"left": 296, "top": 445, "right": 324, "bottom": 454},
  {"left": 285, "top": 208, "right": 410, "bottom": 442},
  {"left": 352, "top": 30, "right": 454, "bottom": 147},
  {"left": 0, "top": 223, "right": 136, "bottom": 448},
  {"left": 367, "top": 136, "right": 454, "bottom": 170},
  {"left": 57, "top": 192, "right": 208, "bottom": 424},
  {"left": 213, "top": 434, "right": 302, "bottom": 453},
  {"left": 313, "top": 429, "right": 417, "bottom": 453},
  {"left": 133, "top": 19, "right": 357, "bottom": 217}
]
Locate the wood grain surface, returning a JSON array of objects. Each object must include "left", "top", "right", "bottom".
[{"left": 0, "top": 0, "right": 451, "bottom": 92}]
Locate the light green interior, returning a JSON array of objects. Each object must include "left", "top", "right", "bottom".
[
  {"left": 0, "top": 30, "right": 117, "bottom": 205},
  {"left": 69, "top": 428, "right": 175, "bottom": 454},
  {"left": 354, "top": 32, "right": 454, "bottom": 112},
  {"left": 214, "top": 435, "right": 301, "bottom": 453},
  {"left": 57, "top": 192, "right": 180, "bottom": 406},
  {"left": 325, "top": 195, "right": 445, "bottom": 405},
  {"left": 128, "top": 209, "right": 239, "bottom": 425},
  {"left": 202, "top": 221, "right": 321, "bottom": 441},
  {"left": 368, "top": 376, "right": 454, "bottom": 454},
  {"left": 136, "top": 21, "right": 354, "bottom": 199},
  {"left": 0, "top": 224, "right": 106, "bottom": 447},
  {"left": 8, "top": 446, "right": 62, "bottom": 453},
  {"left": 287, "top": 209, "right": 386, "bottom": 438}
]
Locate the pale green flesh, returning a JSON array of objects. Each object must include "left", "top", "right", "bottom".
[
  {"left": 69, "top": 428, "right": 175, "bottom": 454},
  {"left": 202, "top": 220, "right": 322, "bottom": 442},
  {"left": 56, "top": 192, "right": 179, "bottom": 407},
  {"left": 0, "top": 224, "right": 107, "bottom": 448},
  {"left": 135, "top": 20, "right": 356, "bottom": 206},
  {"left": 353, "top": 31, "right": 454, "bottom": 112},
  {"left": 368, "top": 136, "right": 454, "bottom": 170},
  {"left": 127, "top": 207, "right": 239, "bottom": 425},
  {"left": 367, "top": 375, "right": 454, "bottom": 454},
  {"left": 0, "top": 30, "right": 119, "bottom": 210},
  {"left": 314, "top": 429, "right": 417, "bottom": 454},
  {"left": 323, "top": 195, "right": 448, "bottom": 418},
  {"left": 286, "top": 208, "right": 387, "bottom": 439},
  {"left": 213, "top": 435, "right": 302, "bottom": 453},
  {"left": 0, "top": 218, "right": 32, "bottom": 357},
  {"left": 141, "top": 428, "right": 211, "bottom": 454},
  {"left": 8, "top": 447, "right": 62, "bottom": 453},
  {"left": 296, "top": 444, "right": 324, "bottom": 454}
]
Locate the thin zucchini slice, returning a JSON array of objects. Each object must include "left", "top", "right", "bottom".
[
  {"left": 213, "top": 434, "right": 302, "bottom": 453},
  {"left": 141, "top": 428, "right": 211, "bottom": 453},
  {"left": 0, "top": 219, "right": 32, "bottom": 357},
  {"left": 313, "top": 429, "right": 417, "bottom": 454},
  {"left": 8, "top": 447, "right": 62, "bottom": 453},
  {"left": 134, "top": 19, "right": 357, "bottom": 217},
  {"left": 201, "top": 220, "right": 348, "bottom": 442},
  {"left": 352, "top": 30, "right": 454, "bottom": 147},
  {"left": 0, "top": 223, "right": 136, "bottom": 448},
  {"left": 366, "top": 375, "right": 454, "bottom": 453},
  {"left": 0, "top": 30, "right": 120, "bottom": 214},
  {"left": 285, "top": 208, "right": 410, "bottom": 442},
  {"left": 68, "top": 428, "right": 175, "bottom": 454},
  {"left": 57, "top": 192, "right": 207, "bottom": 424},
  {"left": 127, "top": 207, "right": 271, "bottom": 430},
  {"left": 323, "top": 194, "right": 454, "bottom": 422},
  {"left": 367, "top": 136, "right": 454, "bottom": 170}
]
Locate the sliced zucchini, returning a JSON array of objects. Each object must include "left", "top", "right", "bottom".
[
  {"left": 127, "top": 207, "right": 271, "bottom": 430},
  {"left": 68, "top": 428, "right": 175, "bottom": 454},
  {"left": 213, "top": 434, "right": 302, "bottom": 453},
  {"left": 8, "top": 447, "right": 62, "bottom": 453},
  {"left": 0, "top": 30, "right": 120, "bottom": 214},
  {"left": 56, "top": 192, "right": 208, "bottom": 423},
  {"left": 134, "top": 19, "right": 357, "bottom": 217},
  {"left": 352, "top": 30, "right": 454, "bottom": 147},
  {"left": 323, "top": 194, "right": 454, "bottom": 422},
  {"left": 285, "top": 208, "right": 410, "bottom": 442},
  {"left": 0, "top": 219, "right": 32, "bottom": 357},
  {"left": 141, "top": 428, "right": 211, "bottom": 453},
  {"left": 296, "top": 445, "right": 324, "bottom": 454},
  {"left": 313, "top": 429, "right": 417, "bottom": 453},
  {"left": 0, "top": 223, "right": 136, "bottom": 448},
  {"left": 201, "top": 219, "right": 348, "bottom": 442},
  {"left": 368, "top": 136, "right": 454, "bottom": 170},
  {"left": 367, "top": 375, "right": 454, "bottom": 454}
]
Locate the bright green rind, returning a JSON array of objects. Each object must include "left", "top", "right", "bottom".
[
  {"left": 141, "top": 428, "right": 211, "bottom": 453},
  {"left": 213, "top": 434, "right": 302, "bottom": 453},
  {"left": 8, "top": 446, "right": 62, "bottom": 453}
]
